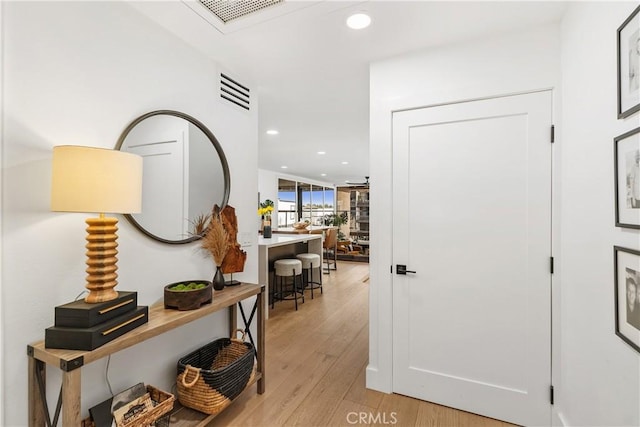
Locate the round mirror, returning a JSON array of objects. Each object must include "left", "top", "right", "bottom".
[{"left": 115, "top": 110, "right": 230, "bottom": 244}]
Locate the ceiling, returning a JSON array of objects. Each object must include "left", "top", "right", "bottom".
[{"left": 130, "top": 0, "right": 568, "bottom": 187}]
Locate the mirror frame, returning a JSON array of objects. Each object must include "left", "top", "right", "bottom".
[{"left": 115, "top": 110, "right": 231, "bottom": 245}]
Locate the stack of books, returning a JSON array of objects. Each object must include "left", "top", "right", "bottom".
[{"left": 44, "top": 291, "right": 148, "bottom": 351}]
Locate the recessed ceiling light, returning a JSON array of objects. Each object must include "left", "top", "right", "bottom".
[
  {"left": 341, "top": 161, "right": 349, "bottom": 165},
  {"left": 281, "top": 165, "right": 288, "bottom": 169},
  {"left": 317, "top": 151, "right": 326, "bottom": 155},
  {"left": 346, "top": 13, "right": 371, "bottom": 30},
  {"left": 321, "top": 173, "right": 327, "bottom": 177},
  {"left": 266, "top": 129, "right": 279, "bottom": 135}
]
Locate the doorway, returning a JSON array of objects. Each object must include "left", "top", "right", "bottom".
[{"left": 392, "top": 91, "right": 553, "bottom": 426}]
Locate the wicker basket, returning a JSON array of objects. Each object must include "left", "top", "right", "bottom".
[
  {"left": 83, "top": 385, "right": 174, "bottom": 427},
  {"left": 176, "top": 329, "right": 255, "bottom": 415}
]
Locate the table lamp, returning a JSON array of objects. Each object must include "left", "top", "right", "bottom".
[{"left": 51, "top": 145, "right": 143, "bottom": 303}]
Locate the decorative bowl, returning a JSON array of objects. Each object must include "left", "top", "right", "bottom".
[
  {"left": 164, "top": 280, "right": 212, "bottom": 311},
  {"left": 292, "top": 221, "right": 310, "bottom": 230}
]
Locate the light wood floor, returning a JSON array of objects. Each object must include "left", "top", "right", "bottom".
[{"left": 210, "top": 261, "right": 515, "bottom": 427}]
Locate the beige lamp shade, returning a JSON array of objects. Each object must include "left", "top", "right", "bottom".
[{"left": 51, "top": 145, "right": 143, "bottom": 214}]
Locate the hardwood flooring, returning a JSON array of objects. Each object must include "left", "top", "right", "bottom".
[{"left": 208, "top": 261, "right": 515, "bottom": 427}]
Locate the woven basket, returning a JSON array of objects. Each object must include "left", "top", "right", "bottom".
[
  {"left": 176, "top": 329, "right": 255, "bottom": 415},
  {"left": 83, "top": 385, "right": 174, "bottom": 427}
]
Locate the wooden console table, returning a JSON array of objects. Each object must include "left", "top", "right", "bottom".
[{"left": 27, "top": 283, "right": 265, "bottom": 427}]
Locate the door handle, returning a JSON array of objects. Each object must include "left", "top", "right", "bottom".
[{"left": 396, "top": 264, "right": 416, "bottom": 275}]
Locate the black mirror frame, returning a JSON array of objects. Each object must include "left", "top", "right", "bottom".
[{"left": 115, "top": 110, "right": 231, "bottom": 245}]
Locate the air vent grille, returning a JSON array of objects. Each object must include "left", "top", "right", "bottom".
[
  {"left": 220, "top": 73, "right": 250, "bottom": 111},
  {"left": 198, "top": 0, "right": 284, "bottom": 23}
]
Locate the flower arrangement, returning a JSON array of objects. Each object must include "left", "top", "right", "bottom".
[
  {"left": 201, "top": 212, "right": 229, "bottom": 267},
  {"left": 258, "top": 199, "right": 274, "bottom": 221},
  {"left": 188, "top": 212, "right": 211, "bottom": 236}
]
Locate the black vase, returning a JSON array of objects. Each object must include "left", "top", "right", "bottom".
[
  {"left": 263, "top": 225, "right": 272, "bottom": 238},
  {"left": 213, "top": 266, "right": 225, "bottom": 291}
]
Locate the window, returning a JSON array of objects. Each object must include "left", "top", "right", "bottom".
[{"left": 277, "top": 179, "right": 336, "bottom": 227}]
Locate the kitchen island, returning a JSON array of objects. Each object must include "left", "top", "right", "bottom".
[{"left": 258, "top": 233, "right": 323, "bottom": 318}]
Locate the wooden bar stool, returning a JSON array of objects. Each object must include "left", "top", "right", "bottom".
[
  {"left": 323, "top": 228, "right": 338, "bottom": 273},
  {"left": 274, "top": 259, "right": 305, "bottom": 310},
  {"left": 296, "top": 253, "right": 323, "bottom": 299}
]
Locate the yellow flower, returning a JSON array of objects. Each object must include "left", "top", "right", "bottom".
[
  {"left": 258, "top": 207, "right": 272, "bottom": 216},
  {"left": 258, "top": 202, "right": 274, "bottom": 217}
]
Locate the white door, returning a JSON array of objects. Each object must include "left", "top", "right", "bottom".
[
  {"left": 123, "top": 116, "right": 189, "bottom": 240},
  {"left": 392, "top": 91, "right": 552, "bottom": 426}
]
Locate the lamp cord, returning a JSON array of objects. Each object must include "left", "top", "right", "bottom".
[{"left": 105, "top": 355, "right": 114, "bottom": 396}]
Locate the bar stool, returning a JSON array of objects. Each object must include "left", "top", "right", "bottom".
[
  {"left": 323, "top": 228, "right": 338, "bottom": 273},
  {"left": 296, "top": 253, "right": 323, "bottom": 299},
  {"left": 273, "top": 259, "right": 305, "bottom": 310}
]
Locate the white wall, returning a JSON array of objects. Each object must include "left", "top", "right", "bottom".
[
  {"left": 370, "top": 4, "right": 640, "bottom": 426},
  {"left": 0, "top": 1, "right": 4, "bottom": 422},
  {"left": 559, "top": 3, "right": 640, "bottom": 426},
  {"left": 258, "top": 169, "right": 279, "bottom": 217},
  {"left": 368, "top": 20, "right": 563, "bottom": 416},
  {"left": 1, "top": 2, "right": 258, "bottom": 425}
]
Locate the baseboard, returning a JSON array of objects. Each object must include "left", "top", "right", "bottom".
[
  {"left": 336, "top": 254, "right": 369, "bottom": 263},
  {"left": 365, "top": 364, "right": 392, "bottom": 393}
]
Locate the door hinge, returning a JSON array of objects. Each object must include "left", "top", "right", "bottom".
[
  {"left": 550, "top": 257, "right": 554, "bottom": 274},
  {"left": 550, "top": 385, "right": 555, "bottom": 405},
  {"left": 551, "top": 125, "right": 555, "bottom": 143}
]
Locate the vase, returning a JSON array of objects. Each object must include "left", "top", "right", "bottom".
[
  {"left": 213, "top": 266, "right": 225, "bottom": 291},
  {"left": 263, "top": 218, "right": 272, "bottom": 238}
]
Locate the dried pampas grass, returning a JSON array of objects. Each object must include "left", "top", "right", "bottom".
[{"left": 201, "top": 212, "right": 229, "bottom": 266}]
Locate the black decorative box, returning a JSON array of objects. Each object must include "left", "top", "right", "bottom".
[
  {"left": 54, "top": 291, "right": 138, "bottom": 328},
  {"left": 45, "top": 306, "right": 149, "bottom": 351}
]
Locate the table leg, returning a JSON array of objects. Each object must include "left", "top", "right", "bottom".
[
  {"left": 61, "top": 369, "right": 81, "bottom": 426},
  {"left": 28, "top": 357, "right": 46, "bottom": 427},
  {"left": 257, "top": 286, "right": 265, "bottom": 394}
]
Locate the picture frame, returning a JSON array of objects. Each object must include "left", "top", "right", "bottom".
[
  {"left": 617, "top": 4, "right": 640, "bottom": 119},
  {"left": 614, "top": 246, "right": 640, "bottom": 353},
  {"left": 614, "top": 126, "right": 640, "bottom": 228}
]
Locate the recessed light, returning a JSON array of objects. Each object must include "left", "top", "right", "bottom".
[
  {"left": 346, "top": 13, "right": 371, "bottom": 30},
  {"left": 321, "top": 173, "right": 327, "bottom": 177},
  {"left": 281, "top": 165, "right": 288, "bottom": 169},
  {"left": 266, "top": 129, "right": 279, "bottom": 135},
  {"left": 317, "top": 151, "right": 326, "bottom": 155},
  {"left": 341, "top": 161, "right": 349, "bottom": 165}
]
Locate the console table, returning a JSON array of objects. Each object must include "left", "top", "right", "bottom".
[{"left": 27, "top": 283, "right": 265, "bottom": 427}]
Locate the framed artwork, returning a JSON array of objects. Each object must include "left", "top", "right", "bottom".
[
  {"left": 617, "top": 5, "right": 640, "bottom": 118},
  {"left": 614, "top": 246, "right": 640, "bottom": 353},
  {"left": 615, "top": 126, "right": 640, "bottom": 228}
]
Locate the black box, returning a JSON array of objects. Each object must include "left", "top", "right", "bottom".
[
  {"left": 54, "top": 291, "right": 137, "bottom": 328},
  {"left": 45, "top": 306, "right": 148, "bottom": 351}
]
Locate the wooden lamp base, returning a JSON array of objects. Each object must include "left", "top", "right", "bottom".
[{"left": 84, "top": 215, "right": 119, "bottom": 303}]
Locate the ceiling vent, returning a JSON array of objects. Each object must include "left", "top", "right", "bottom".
[
  {"left": 220, "top": 73, "right": 250, "bottom": 111},
  {"left": 198, "top": 0, "right": 284, "bottom": 24}
]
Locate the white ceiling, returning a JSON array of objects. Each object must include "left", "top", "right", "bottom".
[{"left": 130, "top": 0, "right": 568, "bottom": 186}]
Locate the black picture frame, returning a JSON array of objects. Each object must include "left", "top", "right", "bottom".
[
  {"left": 614, "top": 126, "right": 640, "bottom": 228},
  {"left": 617, "top": 4, "right": 640, "bottom": 119},
  {"left": 614, "top": 246, "right": 640, "bottom": 353}
]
